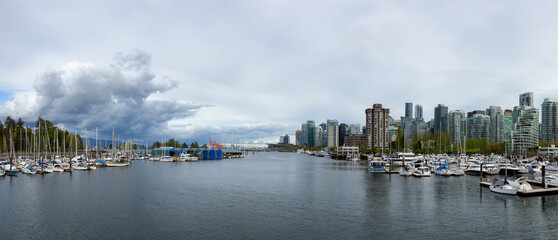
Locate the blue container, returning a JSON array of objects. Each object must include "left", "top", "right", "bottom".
[
  {"left": 216, "top": 150, "right": 222, "bottom": 160},
  {"left": 202, "top": 150, "right": 209, "bottom": 160},
  {"left": 209, "top": 150, "right": 215, "bottom": 160}
]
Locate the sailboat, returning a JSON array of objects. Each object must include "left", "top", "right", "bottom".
[
  {"left": 106, "top": 127, "right": 129, "bottom": 167},
  {"left": 489, "top": 178, "right": 517, "bottom": 195}
]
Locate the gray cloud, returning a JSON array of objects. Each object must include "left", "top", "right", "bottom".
[{"left": 2, "top": 50, "right": 203, "bottom": 140}]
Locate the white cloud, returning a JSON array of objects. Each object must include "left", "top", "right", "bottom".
[{"left": 2, "top": 1, "right": 558, "bottom": 143}]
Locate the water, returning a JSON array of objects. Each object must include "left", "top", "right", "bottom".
[{"left": 1, "top": 152, "right": 558, "bottom": 239}]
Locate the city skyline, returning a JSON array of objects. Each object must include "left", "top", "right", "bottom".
[{"left": 2, "top": 1, "right": 558, "bottom": 144}]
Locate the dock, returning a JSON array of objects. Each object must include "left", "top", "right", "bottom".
[{"left": 480, "top": 180, "right": 558, "bottom": 197}]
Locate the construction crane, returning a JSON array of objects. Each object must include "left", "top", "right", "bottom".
[{"left": 209, "top": 137, "right": 224, "bottom": 149}]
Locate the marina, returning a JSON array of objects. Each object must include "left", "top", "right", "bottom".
[{"left": 2, "top": 152, "right": 558, "bottom": 239}]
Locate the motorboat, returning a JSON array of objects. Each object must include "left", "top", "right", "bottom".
[
  {"left": 399, "top": 166, "right": 413, "bottom": 176},
  {"left": 412, "top": 166, "right": 432, "bottom": 177},
  {"left": 53, "top": 164, "right": 64, "bottom": 172},
  {"left": 507, "top": 177, "right": 532, "bottom": 192},
  {"left": 465, "top": 164, "right": 482, "bottom": 175},
  {"left": 435, "top": 166, "right": 453, "bottom": 176},
  {"left": 72, "top": 163, "right": 88, "bottom": 170},
  {"left": 180, "top": 153, "right": 199, "bottom": 162},
  {"left": 160, "top": 156, "right": 173, "bottom": 162},
  {"left": 535, "top": 174, "right": 558, "bottom": 185},
  {"left": 106, "top": 159, "right": 130, "bottom": 167},
  {"left": 369, "top": 160, "right": 387, "bottom": 173},
  {"left": 22, "top": 165, "right": 37, "bottom": 174},
  {"left": 489, "top": 179, "right": 517, "bottom": 195},
  {"left": 498, "top": 164, "right": 520, "bottom": 175}
]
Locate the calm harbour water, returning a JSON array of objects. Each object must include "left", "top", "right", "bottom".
[{"left": 1, "top": 152, "right": 558, "bottom": 239}]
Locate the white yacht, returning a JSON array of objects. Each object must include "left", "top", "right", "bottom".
[
  {"left": 180, "top": 153, "right": 199, "bottom": 162},
  {"left": 535, "top": 174, "right": 558, "bottom": 185},
  {"left": 399, "top": 166, "right": 413, "bottom": 177},
  {"left": 412, "top": 166, "right": 432, "bottom": 177},
  {"left": 489, "top": 179, "right": 517, "bottom": 195}
]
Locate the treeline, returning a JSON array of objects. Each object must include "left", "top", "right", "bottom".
[
  {"left": 0, "top": 116, "right": 84, "bottom": 154},
  {"left": 395, "top": 128, "right": 509, "bottom": 155},
  {"left": 150, "top": 139, "right": 208, "bottom": 149}
]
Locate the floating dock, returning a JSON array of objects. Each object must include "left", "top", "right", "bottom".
[{"left": 480, "top": 180, "right": 558, "bottom": 197}]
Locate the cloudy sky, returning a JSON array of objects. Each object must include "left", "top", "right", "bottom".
[{"left": 1, "top": 0, "right": 557, "bottom": 145}]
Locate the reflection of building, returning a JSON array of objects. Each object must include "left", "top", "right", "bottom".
[{"left": 365, "top": 104, "right": 390, "bottom": 150}]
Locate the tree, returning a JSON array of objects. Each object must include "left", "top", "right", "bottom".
[{"left": 201, "top": 144, "right": 208, "bottom": 149}]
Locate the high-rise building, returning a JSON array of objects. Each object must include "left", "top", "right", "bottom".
[
  {"left": 520, "top": 92, "right": 534, "bottom": 107},
  {"left": 467, "top": 114, "right": 490, "bottom": 140},
  {"left": 302, "top": 120, "right": 315, "bottom": 147},
  {"left": 448, "top": 110, "right": 466, "bottom": 143},
  {"left": 319, "top": 123, "right": 327, "bottom": 132},
  {"left": 295, "top": 130, "right": 302, "bottom": 146},
  {"left": 415, "top": 104, "right": 423, "bottom": 120},
  {"left": 434, "top": 104, "right": 449, "bottom": 133},
  {"left": 279, "top": 135, "right": 290, "bottom": 144},
  {"left": 405, "top": 102, "right": 413, "bottom": 118},
  {"left": 541, "top": 98, "right": 558, "bottom": 142},
  {"left": 314, "top": 125, "right": 322, "bottom": 147},
  {"left": 486, "top": 106, "right": 504, "bottom": 143},
  {"left": 365, "top": 104, "right": 390, "bottom": 150},
  {"left": 338, "top": 123, "right": 348, "bottom": 146},
  {"left": 511, "top": 105, "right": 539, "bottom": 153},
  {"left": 467, "top": 110, "right": 486, "bottom": 118},
  {"left": 348, "top": 124, "right": 361, "bottom": 134},
  {"left": 502, "top": 115, "right": 513, "bottom": 143},
  {"left": 327, "top": 120, "right": 339, "bottom": 148},
  {"left": 401, "top": 116, "right": 413, "bottom": 140},
  {"left": 301, "top": 123, "right": 308, "bottom": 146}
]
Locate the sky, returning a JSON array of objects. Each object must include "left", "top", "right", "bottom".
[{"left": 1, "top": 0, "right": 558, "bottom": 145}]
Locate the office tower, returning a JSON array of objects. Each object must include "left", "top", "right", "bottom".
[
  {"left": 434, "top": 104, "right": 449, "bottom": 133},
  {"left": 405, "top": 102, "right": 413, "bottom": 118},
  {"left": 415, "top": 104, "right": 423, "bottom": 120},
  {"left": 327, "top": 120, "right": 339, "bottom": 147},
  {"left": 338, "top": 123, "right": 347, "bottom": 146}
]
